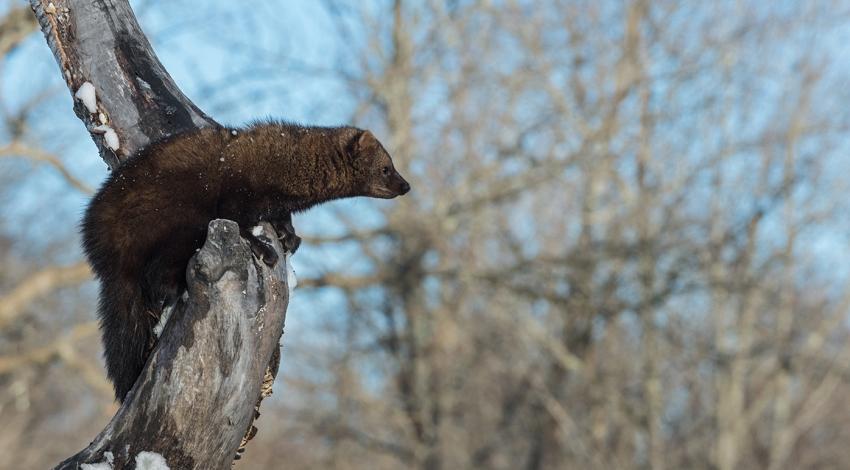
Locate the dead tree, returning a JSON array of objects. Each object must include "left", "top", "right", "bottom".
[{"left": 28, "top": 1, "right": 290, "bottom": 468}]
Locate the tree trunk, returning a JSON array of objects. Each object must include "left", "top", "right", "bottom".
[
  {"left": 54, "top": 220, "right": 290, "bottom": 470},
  {"left": 28, "top": 1, "right": 289, "bottom": 468}
]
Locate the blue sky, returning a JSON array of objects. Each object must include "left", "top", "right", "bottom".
[
  {"left": 0, "top": 0, "right": 395, "bottom": 356},
  {"left": 2, "top": 0, "right": 849, "bottom": 344}
]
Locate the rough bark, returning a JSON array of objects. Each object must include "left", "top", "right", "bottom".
[
  {"left": 27, "top": 0, "right": 289, "bottom": 467},
  {"left": 29, "top": 0, "right": 216, "bottom": 169},
  {"left": 53, "top": 220, "right": 290, "bottom": 470}
]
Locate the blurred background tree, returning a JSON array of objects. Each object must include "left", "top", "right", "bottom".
[{"left": 1, "top": 0, "right": 849, "bottom": 468}]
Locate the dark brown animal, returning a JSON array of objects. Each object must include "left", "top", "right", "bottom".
[{"left": 82, "top": 121, "right": 410, "bottom": 401}]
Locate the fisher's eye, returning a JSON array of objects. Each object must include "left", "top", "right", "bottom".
[{"left": 381, "top": 166, "right": 390, "bottom": 176}]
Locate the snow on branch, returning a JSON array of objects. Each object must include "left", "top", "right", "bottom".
[{"left": 29, "top": 0, "right": 217, "bottom": 168}]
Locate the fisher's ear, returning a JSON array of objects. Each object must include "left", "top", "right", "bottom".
[
  {"left": 357, "top": 130, "right": 377, "bottom": 149},
  {"left": 347, "top": 130, "right": 376, "bottom": 158}
]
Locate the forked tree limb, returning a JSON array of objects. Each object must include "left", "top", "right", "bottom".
[
  {"left": 54, "top": 220, "right": 290, "bottom": 470},
  {"left": 27, "top": 0, "right": 289, "bottom": 468}
]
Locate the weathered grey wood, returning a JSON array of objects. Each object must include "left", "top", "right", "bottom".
[
  {"left": 54, "top": 220, "right": 289, "bottom": 470},
  {"left": 27, "top": 1, "right": 289, "bottom": 467},
  {"left": 28, "top": 0, "right": 217, "bottom": 168}
]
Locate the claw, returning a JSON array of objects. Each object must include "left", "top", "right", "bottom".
[
  {"left": 242, "top": 228, "right": 279, "bottom": 267},
  {"left": 270, "top": 213, "right": 301, "bottom": 254}
]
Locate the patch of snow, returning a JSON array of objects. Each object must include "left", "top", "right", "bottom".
[
  {"left": 75, "top": 82, "right": 98, "bottom": 113},
  {"left": 251, "top": 225, "right": 263, "bottom": 237},
  {"left": 135, "top": 451, "right": 169, "bottom": 470},
  {"left": 136, "top": 76, "right": 152, "bottom": 91},
  {"left": 103, "top": 130, "right": 120, "bottom": 150},
  {"left": 231, "top": 129, "right": 238, "bottom": 136},
  {"left": 81, "top": 451, "right": 113, "bottom": 470},
  {"left": 81, "top": 463, "right": 111, "bottom": 470},
  {"left": 93, "top": 125, "right": 120, "bottom": 151},
  {"left": 285, "top": 253, "right": 297, "bottom": 292},
  {"left": 99, "top": 112, "right": 108, "bottom": 124},
  {"left": 153, "top": 305, "right": 173, "bottom": 338}
]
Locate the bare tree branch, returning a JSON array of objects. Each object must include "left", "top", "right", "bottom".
[
  {"left": 0, "top": 321, "right": 97, "bottom": 374},
  {"left": 0, "top": 5, "right": 38, "bottom": 57},
  {"left": 0, "top": 142, "right": 94, "bottom": 194},
  {"left": 0, "top": 261, "right": 91, "bottom": 330}
]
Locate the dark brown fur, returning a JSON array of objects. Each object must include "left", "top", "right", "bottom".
[{"left": 83, "top": 121, "right": 410, "bottom": 401}]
